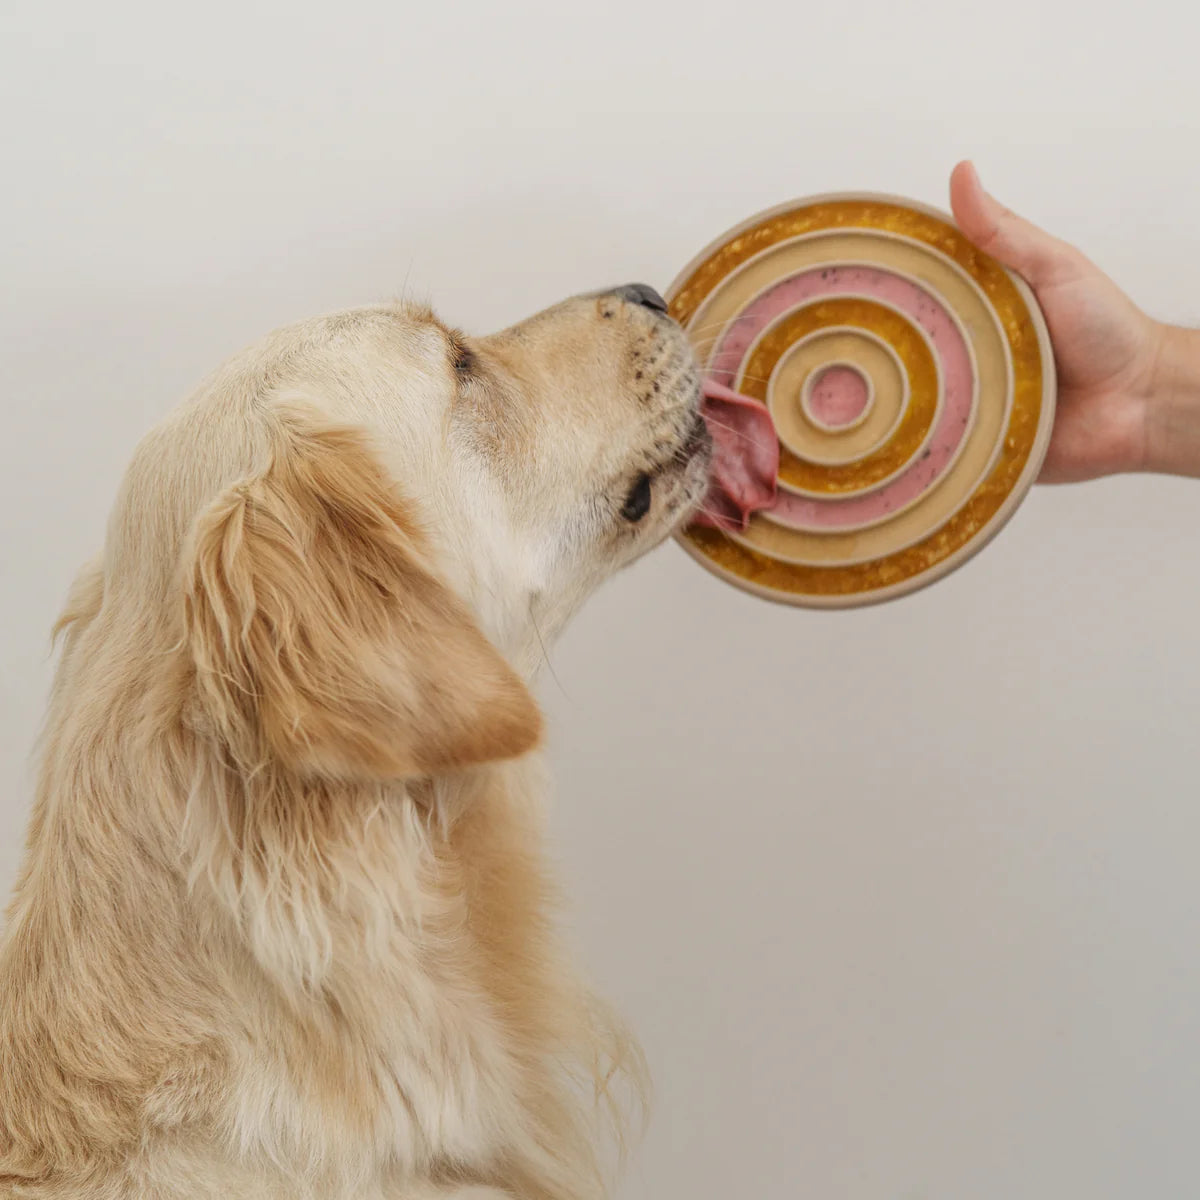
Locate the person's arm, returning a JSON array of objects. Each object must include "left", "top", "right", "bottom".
[
  {"left": 1146, "top": 324, "right": 1200, "bottom": 478},
  {"left": 949, "top": 161, "right": 1200, "bottom": 482}
]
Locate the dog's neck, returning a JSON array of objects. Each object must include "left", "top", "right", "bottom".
[{"left": 437, "top": 525, "right": 575, "bottom": 682}]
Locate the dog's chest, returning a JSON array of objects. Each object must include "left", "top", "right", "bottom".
[{"left": 216, "top": 966, "right": 517, "bottom": 1188}]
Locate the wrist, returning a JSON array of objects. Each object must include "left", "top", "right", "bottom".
[{"left": 1144, "top": 323, "right": 1200, "bottom": 477}]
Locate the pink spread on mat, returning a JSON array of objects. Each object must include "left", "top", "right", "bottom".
[{"left": 807, "top": 365, "right": 870, "bottom": 427}]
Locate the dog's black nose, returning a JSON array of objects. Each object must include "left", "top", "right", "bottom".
[{"left": 612, "top": 282, "right": 670, "bottom": 314}]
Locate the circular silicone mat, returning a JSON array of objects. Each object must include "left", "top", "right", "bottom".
[{"left": 667, "top": 193, "right": 1056, "bottom": 609}]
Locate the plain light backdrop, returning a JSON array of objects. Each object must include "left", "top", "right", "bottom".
[{"left": 3, "top": 2, "right": 1200, "bottom": 1197}]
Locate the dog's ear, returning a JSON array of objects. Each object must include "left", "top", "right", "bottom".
[{"left": 183, "top": 410, "right": 541, "bottom": 781}]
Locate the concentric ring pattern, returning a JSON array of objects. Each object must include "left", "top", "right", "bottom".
[{"left": 667, "top": 193, "right": 1056, "bottom": 608}]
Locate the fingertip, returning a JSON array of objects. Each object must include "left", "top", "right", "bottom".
[
  {"left": 949, "top": 159, "right": 987, "bottom": 231},
  {"left": 950, "top": 159, "right": 977, "bottom": 189}
]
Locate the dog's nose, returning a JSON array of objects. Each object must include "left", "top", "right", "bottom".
[{"left": 612, "top": 282, "right": 670, "bottom": 315}]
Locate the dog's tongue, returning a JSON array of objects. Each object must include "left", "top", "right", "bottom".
[{"left": 695, "top": 379, "right": 779, "bottom": 532}]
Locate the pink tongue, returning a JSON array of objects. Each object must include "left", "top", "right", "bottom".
[{"left": 696, "top": 379, "right": 779, "bottom": 532}]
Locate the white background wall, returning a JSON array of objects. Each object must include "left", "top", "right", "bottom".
[{"left": 3, "top": 2, "right": 1200, "bottom": 1196}]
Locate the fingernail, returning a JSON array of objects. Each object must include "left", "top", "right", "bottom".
[{"left": 969, "top": 163, "right": 998, "bottom": 208}]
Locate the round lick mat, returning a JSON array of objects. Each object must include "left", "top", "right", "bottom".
[{"left": 668, "top": 192, "right": 1056, "bottom": 609}]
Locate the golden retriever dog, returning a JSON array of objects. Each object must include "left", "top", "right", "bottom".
[{"left": 0, "top": 283, "right": 713, "bottom": 1199}]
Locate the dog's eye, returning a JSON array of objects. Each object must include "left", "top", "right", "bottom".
[
  {"left": 449, "top": 334, "right": 476, "bottom": 378},
  {"left": 621, "top": 474, "right": 653, "bottom": 523}
]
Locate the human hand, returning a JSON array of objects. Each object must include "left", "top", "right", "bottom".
[{"left": 949, "top": 161, "right": 1198, "bottom": 482}]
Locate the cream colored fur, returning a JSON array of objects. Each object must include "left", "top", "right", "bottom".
[{"left": 0, "top": 292, "right": 709, "bottom": 1199}]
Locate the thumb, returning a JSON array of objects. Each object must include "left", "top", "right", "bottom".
[{"left": 949, "top": 161, "right": 1075, "bottom": 289}]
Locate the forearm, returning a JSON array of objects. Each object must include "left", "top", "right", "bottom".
[{"left": 1145, "top": 324, "right": 1200, "bottom": 477}]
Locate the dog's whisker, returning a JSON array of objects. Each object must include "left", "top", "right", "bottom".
[
  {"left": 690, "top": 502, "right": 751, "bottom": 528},
  {"left": 529, "top": 600, "right": 568, "bottom": 699},
  {"left": 682, "top": 312, "right": 762, "bottom": 338},
  {"left": 703, "top": 372, "right": 773, "bottom": 387},
  {"left": 697, "top": 413, "right": 771, "bottom": 448}
]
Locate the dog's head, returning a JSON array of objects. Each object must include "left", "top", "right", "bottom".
[
  {"left": 409, "top": 282, "right": 711, "bottom": 645},
  {"left": 177, "top": 284, "right": 709, "bottom": 784}
]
